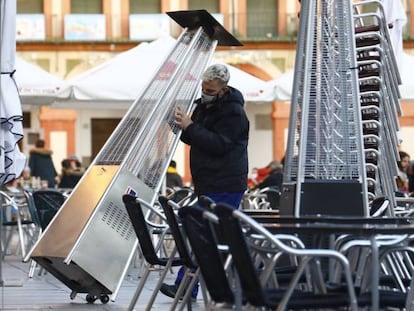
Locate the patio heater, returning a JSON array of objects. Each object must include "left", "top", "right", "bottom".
[
  {"left": 281, "top": 0, "right": 365, "bottom": 217},
  {"left": 280, "top": 0, "right": 402, "bottom": 217},
  {"left": 27, "top": 10, "right": 241, "bottom": 302}
]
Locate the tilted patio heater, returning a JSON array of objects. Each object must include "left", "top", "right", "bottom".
[
  {"left": 27, "top": 10, "right": 241, "bottom": 302},
  {"left": 281, "top": 0, "right": 402, "bottom": 217}
]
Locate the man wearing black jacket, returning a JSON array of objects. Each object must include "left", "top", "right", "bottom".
[{"left": 160, "top": 63, "right": 250, "bottom": 301}]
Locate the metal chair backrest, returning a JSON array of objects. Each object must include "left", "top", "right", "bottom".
[
  {"left": 123, "top": 194, "right": 185, "bottom": 310},
  {"left": 158, "top": 196, "right": 196, "bottom": 269},
  {"left": 167, "top": 187, "right": 197, "bottom": 206},
  {"left": 32, "top": 190, "right": 66, "bottom": 230},
  {"left": 22, "top": 190, "right": 41, "bottom": 227},
  {"left": 0, "top": 190, "right": 35, "bottom": 226},
  {"left": 122, "top": 194, "right": 181, "bottom": 266}
]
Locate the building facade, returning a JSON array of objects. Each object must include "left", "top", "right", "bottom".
[{"left": 16, "top": 0, "right": 414, "bottom": 181}]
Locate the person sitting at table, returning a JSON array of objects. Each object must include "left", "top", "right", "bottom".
[
  {"left": 249, "top": 160, "right": 283, "bottom": 190},
  {"left": 396, "top": 151, "right": 412, "bottom": 196},
  {"left": 15, "top": 166, "right": 31, "bottom": 189},
  {"left": 58, "top": 158, "right": 83, "bottom": 189},
  {"left": 166, "top": 160, "right": 183, "bottom": 189}
]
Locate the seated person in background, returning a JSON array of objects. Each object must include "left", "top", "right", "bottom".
[
  {"left": 68, "top": 155, "right": 84, "bottom": 173},
  {"left": 249, "top": 160, "right": 283, "bottom": 190},
  {"left": 408, "top": 160, "right": 414, "bottom": 193},
  {"left": 396, "top": 151, "right": 411, "bottom": 195},
  {"left": 166, "top": 160, "right": 183, "bottom": 189},
  {"left": 58, "top": 158, "right": 83, "bottom": 189},
  {"left": 254, "top": 160, "right": 283, "bottom": 191},
  {"left": 16, "top": 166, "right": 31, "bottom": 189},
  {"left": 3, "top": 179, "right": 20, "bottom": 193},
  {"left": 255, "top": 162, "right": 273, "bottom": 183}
]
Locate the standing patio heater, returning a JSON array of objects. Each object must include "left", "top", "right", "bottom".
[
  {"left": 281, "top": 0, "right": 369, "bottom": 217},
  {"left": 27, "top": 10, "right": 241, "bottom": 302},
  {"left": 280, "top": 0, "right": 402, "bottom": 217}
]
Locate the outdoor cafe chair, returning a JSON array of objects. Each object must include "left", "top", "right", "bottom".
[
  {"left": 22, "top": 189, "right": 66, "bottom": 277},
  {"left": 20, "top": 190, "right": 44, "bottom": 278},
  {"left": 213, "top": 203, "right": 361, "bottom": 311},
  {"left": 0, "top": 190, "right": 39, "bottom": 259},
  {"left": 178, "top": 204, "right": 239, "bottom": 311},
  {"left": 31, "top": 189, "right": 66, "bottom": 231},
  {"left": 158, "top": 196, "right": 209, "bottom": 311},
  {"left": 122, "top": 194, "right": 183, "bottom": 311},
  {"left": 238, "top": 208, "right": 414, "bottom": 310}
]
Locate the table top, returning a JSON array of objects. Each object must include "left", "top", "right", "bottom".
[
  {"left": 243, "top": 209, "right": 414, "bottom": 234},
  {"left": 262, "top": 219, "right": 414, "bottom": 235}
]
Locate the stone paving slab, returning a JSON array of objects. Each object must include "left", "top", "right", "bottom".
[{"left": 0, "top": 256, "right": 204, "bottom": 310}]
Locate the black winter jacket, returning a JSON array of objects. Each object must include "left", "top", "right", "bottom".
[
  {"left": 28, "top": 147, "right": 57, "bottom": 187},
  {"left": 180, "top": 86, "right": 249, "bottom": 194}
]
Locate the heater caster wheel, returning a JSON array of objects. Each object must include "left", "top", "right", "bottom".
[
  {"left": 86, "top": 294, "right": 97, "bottom": 303},
  {"left": 100, "top": 294, "right": 110, "bottom": 304}
]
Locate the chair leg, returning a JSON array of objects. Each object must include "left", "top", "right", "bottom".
[
  {"left": 170, "top": 267, "right": 193, "bottom": 311},
  {"left": 197, "top": 275, "right": 210, "bottom": 309},
  {"left": 28, "top": 259, "right": 37, "bottom": 278},
  {"left": 405, "top": 274, "right": 414, "bottom": 310},
  {"left": 177, "top": 269, "right": 201, "bottom": 311},
  {"left": 127, "top": 265, "right": 152, "bottom": 311},
  {"left": 22, "top": 224, "right": 39, "bottom": 255},
  {"left": 2, "top": 226, "right": 14, "bottom": 257},
  {"left": 16, "top": 213, "right": 27, "bottom": 258},
  {"left": 144, "top": 247, "right": 178, "bottom": 311},
  {"left": 135, "top": 248, "right": 146, "bottom": 278}
]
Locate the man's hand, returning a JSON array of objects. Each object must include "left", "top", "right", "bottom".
[{"left": 174, "top": 107, "right": 193, "bottom": 130}]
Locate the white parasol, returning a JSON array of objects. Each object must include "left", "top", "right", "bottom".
[
  {"left": 381, "top": 0, "right": 407, "bottom": 72},
  {"left": 265, "top": 70, "right": 294, "bottom": 102},
  {"left": 15, "top": 57, "right": 71, "bottom": 106},
  {"left": 54, "top": 35, "right": 273, "bottom": 109},
  {"left": 0, "top": 0, "right": 25, "bottom": 184}
]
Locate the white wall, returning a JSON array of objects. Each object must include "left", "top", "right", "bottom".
[
  {"left": 75, "top": 108, "right": 127, "bottom": 161},
  {"left": 50, "top": 131, "right": 67, "bottom": 171},
  {"left": 399, "top": 127, "right": 414, "bottom": 158},
  {"left": 245, "top": 102, "right": 273, "bottom": 171}
]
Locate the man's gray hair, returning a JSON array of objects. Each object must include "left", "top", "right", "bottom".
[{"left": 202, "top": 64, "right": 230, "bottom": 84}]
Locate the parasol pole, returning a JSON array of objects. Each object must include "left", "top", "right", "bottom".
[{"left": 0, "top": 0, "right": 4, "bottom": 294}]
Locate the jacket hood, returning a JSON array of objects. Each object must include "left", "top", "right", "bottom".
[
  {"left": 224, "top": 86, "right": 244, "bottom": 106},
  {"left": 195, "top": 86, "right": 245, "bottom": 107},
  {"left": 29, "top": 147, "right": 53, "bottom": 156}
]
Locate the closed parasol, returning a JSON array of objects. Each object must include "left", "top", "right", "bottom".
[{"left": 0, "top": 0, "right": 25, "bottom": 184}]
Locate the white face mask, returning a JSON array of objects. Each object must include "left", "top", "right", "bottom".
[{"left": 201, "top": 92, "right": 217, "bottom": 104}]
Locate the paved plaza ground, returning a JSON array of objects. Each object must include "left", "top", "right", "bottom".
[{"left": 0, "top": 255, "right": 204, "bottom": 310}]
